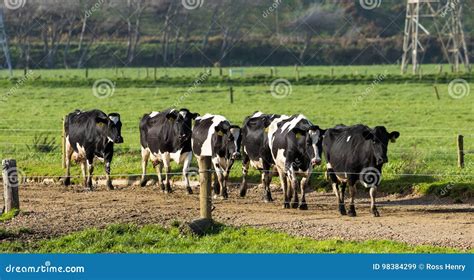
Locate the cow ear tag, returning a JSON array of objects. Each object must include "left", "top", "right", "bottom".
[
  {"left": 264, "top": 127, "right": 269, "bottom": 133},
  {"left": 97, "top": 122, "right": 105, "bottom": 128},
  {"left": 295, "top": 132, "right": 302, "bottom": 139},
  {"left": 217, "top": 131, "right": 224, "bottom": 137}
]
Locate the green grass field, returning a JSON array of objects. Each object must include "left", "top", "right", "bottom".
[
  {"left": 0, "top": 223, "right": 465, "bottom": 253},
  {"left": 0, "top": 64, "right": 463, "bottom": 80},
  {"left": 0, "top": 67, "right": 472, "bottom": 198}
]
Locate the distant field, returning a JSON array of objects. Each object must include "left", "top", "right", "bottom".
[
  {"left": 0, "top": 73, "right": 472, "bottom": 197},
  {"left": 0, "top": 64, "right": 462, "bottom": 80}
]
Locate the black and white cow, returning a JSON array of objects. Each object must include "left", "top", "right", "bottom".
[
  {"left": 239, "top": 111, "right": 281, "bottom": 202},
  {"left": 192, "top": 114, "right": 241, "bottom": 199},
  {"left": 323, "top": 124, "right": 400, "bottom": 217},
  {"left": 139, "top": 108, "right": 199, "bottom": 194},
  {"left": 268, "top": 114, "right": 325, "bottom": 209},
  {"left": 64, "top": 109, "right": 123, "bottom": 190}
]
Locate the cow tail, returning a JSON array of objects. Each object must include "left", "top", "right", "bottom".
[
  {"left": 139, "top": 114, "right": 149, "bottom": 148},
  {"left": 64, "top": 113, "right": 70, "bottom": 135}
]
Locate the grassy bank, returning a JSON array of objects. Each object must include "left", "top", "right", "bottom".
[{"left": 0, "top": 223, "right": 465, "bottom": 253}]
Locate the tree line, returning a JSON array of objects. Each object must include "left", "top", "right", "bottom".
[{"left": 2, "top": 0, "right": 473, "bottom": 68}]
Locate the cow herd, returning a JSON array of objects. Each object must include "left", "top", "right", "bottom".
[{"left": 63, "top": 108, "right": 400, "bottom": 217}]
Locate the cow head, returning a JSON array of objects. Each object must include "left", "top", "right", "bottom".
[
  {"left": 98, "top": 113, "right": 123, "bottom": 144},
  {"left": 215, "top": 122, "right": 242, "bottom": 160},
  {"left": 363, "top": 126, "right": 400, "bottom": 165},
  {"left": 291, "top": 120, "right": 325, "bottom": 167},
  {"left": 167, "top": 108, "right": 199, "bottom": 144}
]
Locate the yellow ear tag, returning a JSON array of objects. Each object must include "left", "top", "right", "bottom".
[
  {"left": 97, "top": 122, "right": 105, "bottom": 128},
  {"left": 217, "top": 131, "right": 224, "bottom": 137},
  {"left": 295, "top": 132, "right": 302, "bottom": 139},
  {"left": 264, "top": 127, "right": 269, "bottom": 133}
]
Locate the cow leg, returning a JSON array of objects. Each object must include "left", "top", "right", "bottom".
[
  {"left": 239, "top": 155, "right": 250, "bottom": 197},
  {"left": 162, "top": 155, "right": 172, "bottom": 193},
  {"left": 85, "top": 158, "right": 94, "bottom": 191},
  {"left": 299, "top": 177, "right": 308, "bottom": 210},
  {"left": 64, "top": 139, "right": 73, "bottom": 186},
  {"left": 278, "top": 168, "right": 289, "bottom": 208},
  {"left": 154, "top": 162, "right": 165, "bottom": 191},
  {"left": 262, "top": 170, "right": 273, "bottom": 202},
  {"left": 370, "top": 186, "right": 380, "bottom": 217},
  {"left": 215, "top": 169, "right": 227, "bottom": 200},
  {"left": 212, "top": 171, "right": 220, "bottom": 197},
  {"left": 80, "top": 161, "right": 87, "bottom": 190},
  {"left": 339, "top": 182, "right": 347, "bottom": 215},
  {"left": 348, "top": 184, "right": 357, "bottom": 217},
  {"left": 140, "top": 147, "right": 150, "bottom": 187},
  {"left": 182, "top": 153, "right": 193, "bottom": 195},
  {"left": 290, "top": 178, "right": 299, "bottom": 209},
  {"left": 332, "top": 183, "right": 346, "bottom": 215},
  {"left": 105, "top": 161, "right": 114, "bottom": 190}
]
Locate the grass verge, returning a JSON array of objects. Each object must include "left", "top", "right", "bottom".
[
  {"left": 0, "top": 209, "right": 20, "bottom": 222},
  {"left": 0, "top": 223, "right": 467, "bottom": 253}
]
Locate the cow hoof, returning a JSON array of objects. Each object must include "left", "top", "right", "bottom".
[
  {"left": 299, "top": 203, "right": 308, "bottom": 210},
  {"left": 140, "top": 179, "right": 147, "bottom": 187},
  {"left": 372, "top": 209, "right": 380, "bottom": 217},
  {"left": 264, "top": 192, "right": 273, "bottom": 203},
  {"left": 290, "top": 202, "right": 299, "bottom": 209},
  {"left": 222, "top": 192, "right": 229, "bottom": 200},
  {"left": 239, "top": 188, "right": 247, "bottom": 198},
  {"left": 107, "top": 184, "right": 114, "bottom": 191},
  {"left": 186, "top": 186, "right": 193, "bottom": 195},
  {"left": 348, "top": 205, "right": 356, "bottom": 216},
  {"left": 64, "top": 177, "right": 71, "bottom": 186},
  {"left": 159, "top": 184, "right": 166, "bottom": 192},
  {"left": 339, "top": 204, "right": 347, "bottom": 215},
  {"left": 283, "top": 203, "right": 290, "bottom": 209},
  {"left": 165, "top": 188, "right": 173, "bottom": 194}
]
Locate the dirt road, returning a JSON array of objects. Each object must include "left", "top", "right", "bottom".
[{"left": 1, "top": 182, "right": 473, "bottom": 250}]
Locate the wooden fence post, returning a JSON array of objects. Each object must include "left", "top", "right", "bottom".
[
  {"left": 2, "top": 159, "right": 20, "bottom": 213},
  {"left": 457, "top": 135, "right": 464, "bottom": 168},
  {"left": 154, "top": 67, "right": 157, "bottom": 81},
  {"left": 433, "top": 85, "right": 440, "bottom": 100},
  {"left": 62, "top": 116, "right": 67, "bottom": 169},
  {"left": 229, "top": 86, "right": 234, "bottom": 104},
  {"left": 198, "top": 156, "right": 212, "bottom": 220}
]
